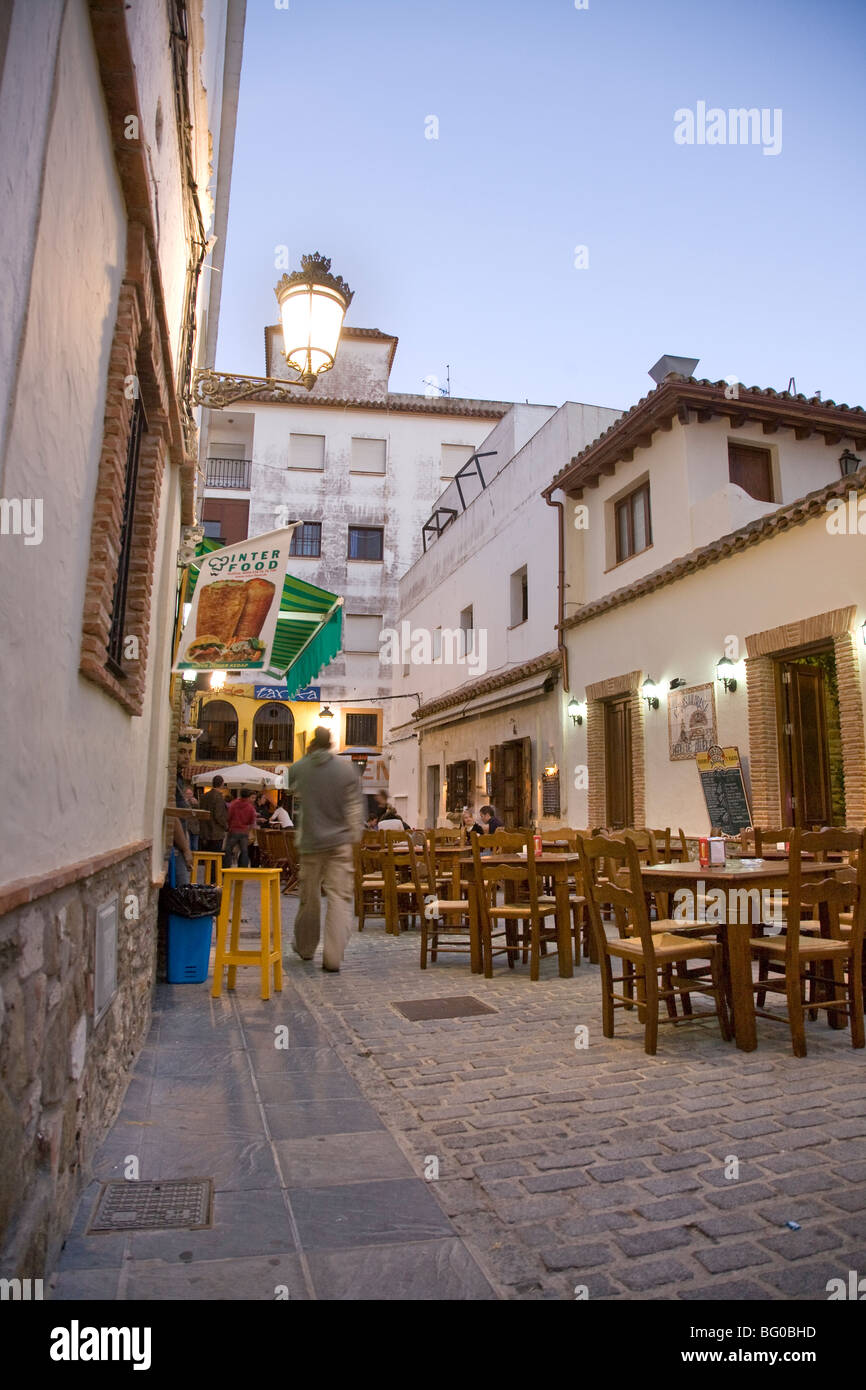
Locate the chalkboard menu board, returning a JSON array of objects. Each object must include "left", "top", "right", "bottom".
[{"left": 695, "top": 746, "right": 752, "bottom": 834}]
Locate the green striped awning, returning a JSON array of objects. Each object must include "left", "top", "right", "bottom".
[{"left": 188, "top": 538, "right": 343, "bottom": 696}]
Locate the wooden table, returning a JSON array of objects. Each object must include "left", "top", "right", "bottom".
[
  {"left": 459, "top": 852, "right": 579, "bottom": 977},
  {"left": 640, "top": 859, "right": 845, "bottom": 1051}
]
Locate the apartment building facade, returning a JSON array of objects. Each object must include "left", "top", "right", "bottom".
[
  {"left": 196, "top": 324, "right": 516, "bottom": 801},
  {"left": 388, "top": 400, "right": 622, "bottom": 827}
]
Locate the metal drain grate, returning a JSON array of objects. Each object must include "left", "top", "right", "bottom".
[
  {"left": 87, "top": 1179, "right": 214, "bottom": 1234},
  {"left": 392, "top": 995, "right": 497, "bottom": 1021}
]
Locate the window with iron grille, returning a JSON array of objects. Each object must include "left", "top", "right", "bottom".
[
  {"left": 348, "top": 526, "right": 383, "bottom": 561},
  {"left": 345, "top": 713, "right": 378, "bottom": 747},
  {"left": 289, "top": 522, "right": 322, "bottom": 557},
  {"left": 107, "top": 393, "right": 147, "bottom": 675},
  {"left": 446, "top": 760, "right": 472, "bottom": 812}
]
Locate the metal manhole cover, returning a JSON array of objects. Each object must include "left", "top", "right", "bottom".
[
  {"left": 87, "top": 1179, "right": 214, "bottom": 1234},
  {"left": 392, "top": 995, "right": 498, "bottom": 1021}
]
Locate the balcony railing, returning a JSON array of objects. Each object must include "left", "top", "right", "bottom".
[{"left": 205, "top": 457, "right": 251, "bottom": 489}]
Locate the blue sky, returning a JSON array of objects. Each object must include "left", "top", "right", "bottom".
[{"left": 215, "top": 0, "right": 866, "bottom": 413}]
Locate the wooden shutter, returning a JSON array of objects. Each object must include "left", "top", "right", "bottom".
[
  {"left": 728, "top": 444, "right": 773, "bottom": 502},
  {"left": 520, "top": 736, "right": 533, "bottom": 828},
  {"left": 466, "top": 759, "right": 476, "bottom": 806},
  {"left": 445, "top": 763, "right": 455, "bottom": 813},
  {"left": 489, "top": 745, "right": 504, "bottom": 821}
]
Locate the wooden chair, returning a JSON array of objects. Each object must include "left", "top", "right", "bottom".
[
  {"left": 646, "top": 827, "right": 672, "bottom": 862},
  {"left": 749, "top": 828, "right": 865, "bottom": 1057},
  {"left": 258, "top": 828, "right": 299, "bottom": 894},
  {"left": 430, "top": 826, "right": 463, "bottom": 846},
  {"left": 577, "top": 833, "right": 731, "bottom": 1055},
  {"left": 539, "top": 829, "right": 591, "bottom": 963},
  {"left": 741, "top": 826, "right": 795, "bottom": 855},
  {"left": 470, "top": 833, "right": 560, "bottom": 979},
  {"left": 417, "top": 841, "right": 476, "bottom": 969},
  {"left": 353, "top": 835, "right": 386, "bottom": 930},
  {"left": 382, "top": 828, "right": 424, "bottom": 934}
]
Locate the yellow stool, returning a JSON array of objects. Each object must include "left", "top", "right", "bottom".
[
  {"left": 211, "top": 869, "right": 283, "bottom": 1000},
  {"left": 191, "top": 851, "right": 223, "bottom": 887}
]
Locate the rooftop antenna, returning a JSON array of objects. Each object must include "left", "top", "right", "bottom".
[
  {"left": 421, "top": 365, "right": 451, "bottom": 398},
  {"left": 787, "top": 376, "right": 797, "bottom": 394}
]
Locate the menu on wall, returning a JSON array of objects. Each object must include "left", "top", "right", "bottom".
[{"left": 695, "top": 745, "right": 752, "bottom": 835}]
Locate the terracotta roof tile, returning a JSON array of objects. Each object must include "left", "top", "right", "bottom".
[
  {"left": 545, "top": 377, "right": 866, "bottom": 497},
  {"left": 413, "top": 650, "right": 561, "bottom": 720}
]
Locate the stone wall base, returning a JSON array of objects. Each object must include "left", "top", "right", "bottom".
[{"left": 0, "top": 847, "right": 156, "bottom": 1278}]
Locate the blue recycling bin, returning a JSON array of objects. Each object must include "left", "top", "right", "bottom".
[
  {"left": 163, "top": 852, "right": 218, "bottom": 983},
  {"left": 167, "top": 913, "right": 214, "bottom": 983}
]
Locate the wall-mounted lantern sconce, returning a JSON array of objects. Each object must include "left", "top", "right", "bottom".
[
  {"left": 318, "top": 704, "right": 335, "bottom": 724},
  {"left": 860, "top": 621, "right": 866, "bottom": 646},
  {"left": 668, "top": 677, "right": 687, "bottom": 690},
  {"left": 210, "top": 670, "right": 226, "bottom": 690},
  {"left": 484, "top": 757, "right": 491, "bottom": 774},
  {"left": 567, "top": 697, "right": 586, "bottom": 726},
  {"left": 641, "top": 677, "right": 660, "bottom": 711},
  {"left": 716, "top": 657, "right": 738, "bottom": 693},
  {"left": 839, "top": 449, "right": 862, "bottom": 477},
  {"left": 544, "top": 761, "right": 558, "bottom": 778}
]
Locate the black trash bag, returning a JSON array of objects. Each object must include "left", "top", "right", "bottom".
[{"left": 159, "top": 883, "right": 222, "bottom": 918}]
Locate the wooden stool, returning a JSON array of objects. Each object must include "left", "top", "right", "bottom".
[
  {"left": 211, "top": 869, "right": 283, "bottom": 1000},
  {"left": 191, "top": 851, "right": 223, "bottom": 887}
]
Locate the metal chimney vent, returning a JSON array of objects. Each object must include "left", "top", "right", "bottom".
[{"left": 649, "top": 354, "right": 700, "bottom": 385}]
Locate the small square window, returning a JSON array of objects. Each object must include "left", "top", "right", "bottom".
[
  {"left": 289, "top": 434, "right": 325, "bottom": 470},
  {"left": 348, "top": 526, "right": 383, "bottom": 561},
  {"left": 509, "top": 567, "right": 528, "bottom": 626},
  {"left": 614, "top": 483, "right": 652, "bottom": 563},
  {"left": 351, "top": 438, "right": 386, "bottom": 474},
  {"left": 728, "top": 443, "right": 774, "bottom": 502}
]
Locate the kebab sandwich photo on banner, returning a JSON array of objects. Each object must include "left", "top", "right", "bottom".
[{"left": 174, "top": 527, "right": 296, "bottom": 676}]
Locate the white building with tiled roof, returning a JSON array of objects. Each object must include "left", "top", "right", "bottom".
[{"left": 196, "top": 323, "right": 531, "bottom": 802}]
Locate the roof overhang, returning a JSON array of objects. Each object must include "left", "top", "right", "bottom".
[{"left": 544, "top": 377, "right": 866, "bottom": 499}]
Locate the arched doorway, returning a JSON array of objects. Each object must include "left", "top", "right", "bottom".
[
  {"left": 253, "top": 702, "right": 294, "bottom": 763},
  {"left": 198, "top": 700, "right": 238, "bottom": 762}
]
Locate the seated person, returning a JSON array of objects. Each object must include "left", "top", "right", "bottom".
[
  {"left": 270, "top": 799, "right": 293, "bottom": 828},
  {"left": 461, "top": 807, "right": 484, "bottom": 843},
  {"left": 479, "top": 804, "right": 503, "bottom": 833}
]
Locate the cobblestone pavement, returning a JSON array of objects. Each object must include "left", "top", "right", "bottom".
[
  {"left": 52, "top": 898, "right": 866, "bottom": 1301},
  {"left": 285, "top": 903, "right": 866, "bottom": 1302}
]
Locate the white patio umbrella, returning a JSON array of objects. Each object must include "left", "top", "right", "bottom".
[{"left": 191, "top": 762, "right": 285, "bottom": 789}]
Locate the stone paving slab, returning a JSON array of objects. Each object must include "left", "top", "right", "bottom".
[{"left": 49, "top": 896, "right": 866, "bottom": 1301}]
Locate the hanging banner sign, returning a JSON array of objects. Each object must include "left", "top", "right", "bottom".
[
  {"left": 174, "top": 528, "right": 295, "bottom": 676},
  {"left": 253, "top": 685, "right": 320, "bottom": 701}
]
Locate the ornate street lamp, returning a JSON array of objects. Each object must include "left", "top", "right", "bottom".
[
  {"left": 275, "top": 253, "right": 354, "bottom": 390},
  {"left": 192, "top": 253, "right": 353, "bottom": 407}
]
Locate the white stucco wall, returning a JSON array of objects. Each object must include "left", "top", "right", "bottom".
[
  {"left": 0, "top": 0, "right": 235, "bottom": 885},
  {"left": 564, "top": 509, "right": 866, "bottom": 833},
  {"left": 566, "top": 415, "right": 860, "bottom": 611}
]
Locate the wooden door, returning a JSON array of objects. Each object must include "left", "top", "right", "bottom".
[
  {"left": 604, "top": 696, "right": 634, "bottom": 830},
  {"left": 778, "top": 659, "right": 832, "bottom": 827},
  {"left": 499, "top": 737, "right": 532, "bottom": 828}
]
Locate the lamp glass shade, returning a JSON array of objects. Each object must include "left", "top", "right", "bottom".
[
  {"left": 641, "top": 677, "right": 658, "bottom": 695},
  {"left": 567, "top": 698, "right": 580, "bottom": 717},
  {"left": 716, "top": 657, "right": 735, "bottom": 675},
  {"left": 279, "top": 283, "right": 347, "bottom": 379}
]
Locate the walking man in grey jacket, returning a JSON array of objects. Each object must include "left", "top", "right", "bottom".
[{"left": 287, "top": 726, "right": 363, "bottom": 971}]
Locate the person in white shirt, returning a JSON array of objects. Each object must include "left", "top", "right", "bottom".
[{"left": 270, "top": 803, "right": 293, "bottom": 828}]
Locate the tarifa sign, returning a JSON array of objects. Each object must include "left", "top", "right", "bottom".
[{"left": 174, "top": 527, "right": 296, "bottom": 676}]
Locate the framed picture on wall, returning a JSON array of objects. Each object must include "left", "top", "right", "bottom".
[{"left": 668, "top": 682, "right": 718, "bottom": 761}]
